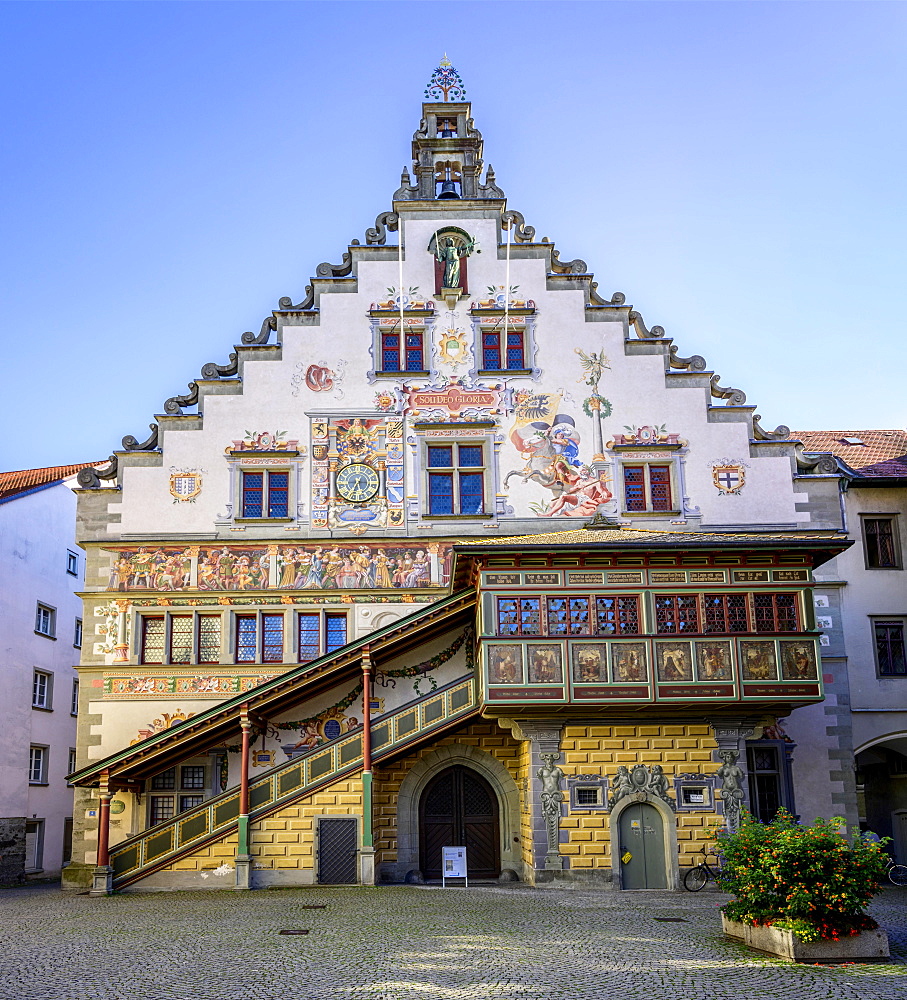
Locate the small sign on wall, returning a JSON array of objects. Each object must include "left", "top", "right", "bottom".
[{"left": 442, "top": 846, "right": 468, "bottom": 886}]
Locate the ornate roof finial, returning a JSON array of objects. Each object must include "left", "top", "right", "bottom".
[{"left": 424, "top": 57, "right": 466, "bottom": 102}]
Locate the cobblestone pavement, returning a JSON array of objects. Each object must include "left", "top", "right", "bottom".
[{"left": 1, "top": 883, "right": 905, "bottom": 1000}]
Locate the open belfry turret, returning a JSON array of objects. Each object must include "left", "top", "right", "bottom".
[
  {"left": 395, "top": 58, "right": 504, "bottom": 203},
  {"left": 65, "top": 62, "right": 852, "bottom": 895}
]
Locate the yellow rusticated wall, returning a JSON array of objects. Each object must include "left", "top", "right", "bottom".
[
  {"left": 374, "top": 721, "right": 523, "bottom": 870},
  {"left": 560, "top": 724, "right": 721, "bottom": 872},
  {"left": 156, "top": 776, "right": 363, "bottom": 875},
  {"left": 517, "top": 736, "right": 533, "bottom": 873}
]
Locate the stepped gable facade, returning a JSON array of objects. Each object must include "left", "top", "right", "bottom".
[{"left": 66, "top": 61, "right": 852, "bottom": 893}]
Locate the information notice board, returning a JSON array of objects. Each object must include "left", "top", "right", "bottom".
[{"left": 442, "top": 846, "right": 467, "bottom": 886}]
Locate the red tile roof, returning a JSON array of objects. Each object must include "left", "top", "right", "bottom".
[
  {"left": 0, "top": 462, "right": 102, "bottom": 501},
  {"left": 792, "top": 430, "right": 907, "bottom": 471},
  {"left": 855, "top": 455, "right": 907, "bottom": 479}
]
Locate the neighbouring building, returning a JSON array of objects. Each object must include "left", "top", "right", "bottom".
[
  {"left": 792, "top": 430, "right": 907, "bottom": 860},
  {"left": 0, "top": 463, "right": 96, "bottom": 881},
  {"left": 64, "top": 62, "right": 873, "bottom": 894}
]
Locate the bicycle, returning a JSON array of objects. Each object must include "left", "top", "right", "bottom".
[
  {"left": 886, "top": 856, "right": 907, "bottom": 886},
  {"left": 683, "top": 849, "right": 723, "bottom": 891}
]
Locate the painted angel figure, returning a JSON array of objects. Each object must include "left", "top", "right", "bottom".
[{"left": 435, "top": 236, "right": 476, "bottom": 289}]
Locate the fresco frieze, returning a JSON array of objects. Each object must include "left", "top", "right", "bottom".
[{"left": 104, "top": 543, "right": 452, "bottom": 592}]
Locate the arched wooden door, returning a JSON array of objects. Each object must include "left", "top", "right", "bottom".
[
  {"left": 419, "top": 765, "right": 500, "bottom": 879},
  {"left": 617, "top": 802, "right": 668, "bottom": 889}
]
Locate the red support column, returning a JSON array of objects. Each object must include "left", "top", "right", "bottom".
[
  {"left": 97, "top": 790, "right": 111, "bottom": 866},
  {"left": 90, "top": 770, "right": 114, "bottom": 895},
  {"left": 360, "top": 647, "right": 375, "bottom": 884},
  {"left": 235, "top": 710, "right": 253, "bottom": 888},
  {"left": 239, "top": 717, "right": 252, "bottom": 818}
]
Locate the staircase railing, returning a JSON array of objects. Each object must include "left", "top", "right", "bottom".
[{"left": 110, "top": 674, "right": 476, "bottom": 884}]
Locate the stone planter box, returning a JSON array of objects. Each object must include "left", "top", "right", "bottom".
[{"left": 722, "top": 914, "right": 890, "bottom": 962}]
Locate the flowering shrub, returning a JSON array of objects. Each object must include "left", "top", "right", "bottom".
[{"left": 716, "top": 811, "right": 889, "bottom": 943}]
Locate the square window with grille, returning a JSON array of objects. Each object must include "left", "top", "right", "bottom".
[
  {"left": 481, "top": 329, "right": 525, "bottom": 370},
  {"left": 862, "top": 517, "right": 901, "bottom": 569},
  {"left": 594, "top": 595, "right": 640, "bottom": 635},
  {"left": 427, "top": 444, "right": 485, "bottom": 516},
  {"left": 181, "top": 765, "right": 206, "bottom": 789},
  {"left": 151, "top": 768, "right": 176, "bottom": 790},
  {"left": 495, "top": 597, "right": 541, "bottom": 636},
  {"left": 298, "top": 612, "right": 349, "bottom": 663},
  {"left": 545, "top": 596, "right": 591, "bottom": 636},
  {"left": 140, "top": 614, "right": 222, "bottom": 665},
  {"left": 576, "top": 787, "right": 600, "bottom": 806},
  {"left": 381, "top": 329, "right": 425, "bottom": 372},
  {"left": 622, "top": 465, "right": 673, "bottom": 513},
  {"left": 654, "top": 595, "right": 700, "bottom": 634},
  {"left": 753, "top": 593, "right": 798, "bottom": 633},
  {"left": 240, "top": 470, "right": 290, "bottom": 518},
  {"left": 702, "top": 594, "right": 749, "bottom": 633},
  {"left": 149, "top": 796, "right": 175, "bottom": 826},
  {"left": 875, "top": 620, "right": 906, "bottom": 677},
  {"left": 179, "top": 795, "right": 204, "bottom": 812},
  {"left": 236, "top": 613, "right": 285, "bottom": 664},
  {"left": 746, "top": 744, "right": 785, "bottom": 823}
]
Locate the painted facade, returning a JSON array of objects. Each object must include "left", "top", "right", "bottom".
[{"left": 65, "top": 62, "right": 875, "bottom": 894}]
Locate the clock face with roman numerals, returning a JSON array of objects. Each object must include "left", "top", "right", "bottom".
[{"left": 336, "top": 463, "right": 380, "bottom": 503}]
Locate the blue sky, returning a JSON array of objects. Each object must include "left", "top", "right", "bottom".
[{"left": 2, "top": 1, "right": 905, "bottom": 471}]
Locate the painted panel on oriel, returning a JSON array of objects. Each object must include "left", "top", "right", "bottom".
[
  {"left": 695, "top": 640, "right": 733, "bottom": 681},
  {"left": 655, "top": 641, "right": 693, "bottom": 682},
  {"left": 572, "top": 643, "right": 608, "bottom": 683},
  {"left": 779, "top": 640, "right": 819, "bottom": 680},
  {"left": 526, "top": 643, "right": 563, "bottom": 684},
  {"left": 611, "top": 641, "right": 649, "bottom": 683},
  {"left": 739, "top": 640, "right": 778, "bottom": 680},
  {"left": 487, "top": 644, "right": 524, "bottom": 685}
]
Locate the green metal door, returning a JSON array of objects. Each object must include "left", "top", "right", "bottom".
[{"left": 618, "top": 803, "right": 667, "bottom": 889}]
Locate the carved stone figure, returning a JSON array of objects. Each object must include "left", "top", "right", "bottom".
[
  {"left": 647, "top": 764, "right": 671, "bottom": 801},
  {"left": 435, "top": 236, "right": 476, "bottom": 289},
  {"left": 608, "top": 765, "right": 633, "bottom": 808},
  {"left": 608, "top": 763, "right": 676, "bottom": 811},
  {"left": 537, "top": 751, "right": 565, "bottom": 864},
  {"left": 716, "top": 748, "right": 746, "bottom": 831}
]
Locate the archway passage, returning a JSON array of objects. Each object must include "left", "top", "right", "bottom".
[
  {"left": 617, "top": 802, "right": 668, "bottom": 889},
  {"left": 419, "top": 765, "right": 500, "bottom": 879}
]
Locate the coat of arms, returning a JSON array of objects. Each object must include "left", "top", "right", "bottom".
[
  {"left": 169, "top": 472, "right": 202, "bottom": 502},
  {"left": 712, "top": 464, "right": 745, "bottom": 495}
]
